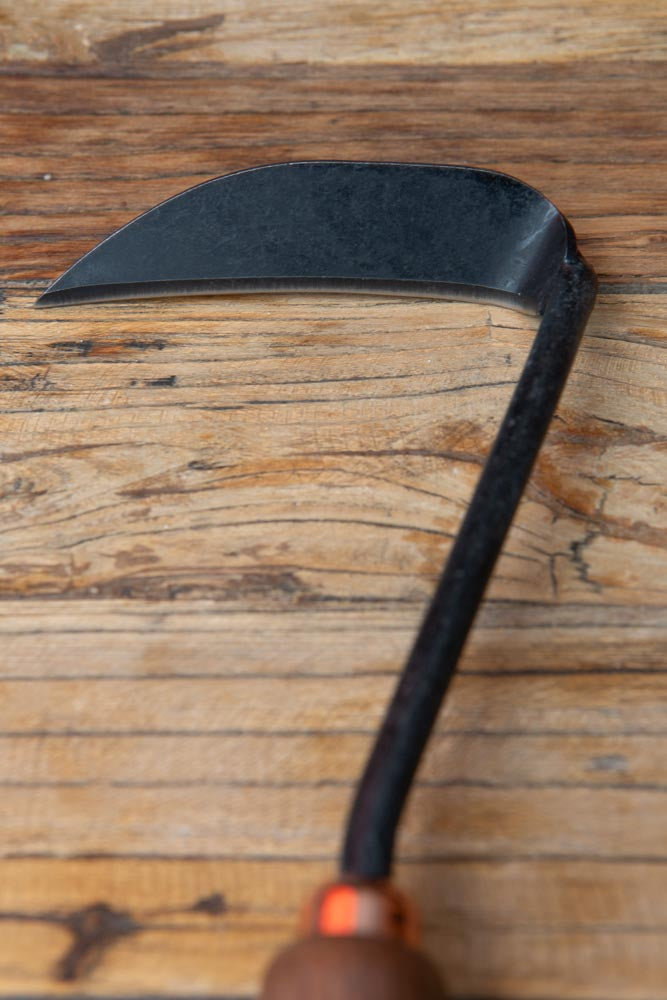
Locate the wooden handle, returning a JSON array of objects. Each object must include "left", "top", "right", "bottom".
[{"left": 261, "top": 935, "right": 446, "bottom": 1000}]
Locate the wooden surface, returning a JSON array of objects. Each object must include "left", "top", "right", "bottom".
[{"left": 1, "top": 2, "right": 666, "bottom": 997}]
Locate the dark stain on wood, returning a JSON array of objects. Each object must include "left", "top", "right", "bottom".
[
  {"left": 92, "top": 15, "right": 226, "bottom": 66},
  {"left": 0, "top": 893, "right": 225, "bottom": 984},
  {"left": 125, "top": 337, "right": 167, "bottom": 352},
  {"left": 192, "top": 892, "right": 227, "bottom": 916},
  {"left": 96, "top": 568, "right": 311, "bottom": 603},
  {"left": 589, "top": 754, "right": 629, "bottom": 773},
  {"left": 50, "top": 339, "right": 94, "bottom": 356},
  {"left": 1, "top": 370, "right": 55, "bottom": 392},
  {"left": 48, "top": 337, "right": 168, "bottom": 357},
  {"left": 56, "top": 902, "right": 140, "bottom": 982}
]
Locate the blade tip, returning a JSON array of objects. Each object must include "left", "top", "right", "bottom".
[{"left": 34, "top": 285, "right": 90, "bottom": 308}]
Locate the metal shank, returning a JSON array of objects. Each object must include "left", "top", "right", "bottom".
[{"left": 342, "top": 246, "right": 596, "bottom": 878}]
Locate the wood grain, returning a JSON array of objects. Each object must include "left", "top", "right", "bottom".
[
  {"left": 3, "top": 2, "right": 667, "bottom": 70},
  {"left": 0, "top": 2, "right": 666, "bottom": 997},
  {"left": 1, "top": 857, "right": 665, "bottom": 998}
]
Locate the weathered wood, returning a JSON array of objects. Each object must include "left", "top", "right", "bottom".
[
  {"left": 1, "top": 858, "right": 667, "bottom": 997},
  {"left": 1, "top": 292, "right": 665, "bottom": 611},
  {"left": 0, "top": 3, "right": 666, "bottom": 997},
  {"left": 2, "top": 2, "right": 667, "bottom": 69}
]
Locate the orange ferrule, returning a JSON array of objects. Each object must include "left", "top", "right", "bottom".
[{"left": 303, "top": 881, "right": 419, "bottom": 946}]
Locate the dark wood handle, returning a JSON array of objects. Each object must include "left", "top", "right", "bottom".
[{"left": 261, "top": 935, "right": 446, "bottom": 999}]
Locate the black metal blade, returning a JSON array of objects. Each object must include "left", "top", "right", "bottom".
[{"left": 35, "top": 161, "right": 567, "bottom": 311}]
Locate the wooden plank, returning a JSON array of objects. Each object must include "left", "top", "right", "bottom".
[
  {"left": 1, "top": 62, "right": 665, "bottom": 114},
  {"left": 1, "top": 111, "right": 663, "bottom": 170},
  {"left": 2, "top": 2, "right": 667, "bottom": 71},
  {"left": 0, "top": 291, "right": 664, "bottom": 614},
  {"left": 3, "top": 673, "right": 667, "bottom": 737},
  {"left": 2, "top": 730, "right": 667, "bottom": 788},
  {"left": 4, "top": 781, "right": 667, "bottom": 859},
  {"left": 0, "top": 858, "right": 666, "bottom": 997},
  {"left": 1, "top": 600, "right": 665, "bottom": 674}
]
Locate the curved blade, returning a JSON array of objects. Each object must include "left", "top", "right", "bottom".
[{"left": 36, "top": 161, "right": 567, "bottom": 311}]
